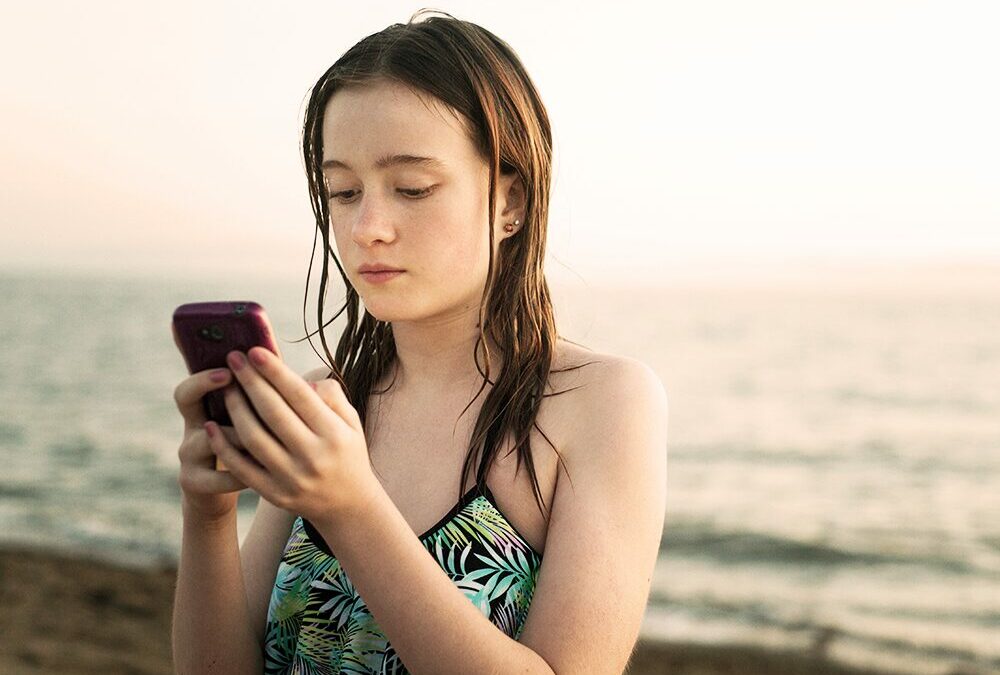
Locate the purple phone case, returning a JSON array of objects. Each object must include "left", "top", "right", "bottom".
[{"left": 171, "top": 301, "right": 281, "bottom": 427}]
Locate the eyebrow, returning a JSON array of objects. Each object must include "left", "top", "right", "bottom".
[{"left": 321, "top": 153, "right": 446, "bottom": 172}]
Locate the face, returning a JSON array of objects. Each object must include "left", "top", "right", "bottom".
[{"left": 320, "top": 78, "right": 521, "bottom": 323}]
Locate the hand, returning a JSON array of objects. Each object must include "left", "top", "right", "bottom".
[
  {"left": 173, "top": 367, "right": 249, "bottom": 521},
  {"left": 205, "top": 347, "right": 377, "bottom": 524}
]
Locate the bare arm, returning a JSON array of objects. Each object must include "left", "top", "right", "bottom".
[
  {"left": 170, "top": 365, "right": 326, "bottom": 672},
  {"left": 171, "top": 497, "right": 263, "bottom": 674},
  {"left": 516, "top": 357, "right": 669, "bottom": 673}
]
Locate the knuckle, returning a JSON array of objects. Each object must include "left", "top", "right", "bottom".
[
  {"left": 301, "top": 447, "right": 330, "bottom": 477},
  {"left": 296, "top": 453, "right": 317, "bottom": 477},
  {"left": 176, "top": 471, "right": 193, "bottom": 493},
  {"left": 178, "top": 436, "right": 194, "bottom": 461}
]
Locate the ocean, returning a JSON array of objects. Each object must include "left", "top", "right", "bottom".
[{"left": 0, "top": 265, "right": 997, "bottom": 674}]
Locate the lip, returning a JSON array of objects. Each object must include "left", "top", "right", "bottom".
[
  {"left": 360, "top": 270, "right": 405, "bottom": 284},
  {"left": 358, "top": 263, "right": 405, "bottom": 273}
]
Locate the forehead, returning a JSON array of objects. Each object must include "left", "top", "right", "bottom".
[{"left": 321, "top": 80, "right": 478, "bottom": 168}]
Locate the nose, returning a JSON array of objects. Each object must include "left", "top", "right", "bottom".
[{"left": 349, "top": 192, "right": 398, "bottom": 247}]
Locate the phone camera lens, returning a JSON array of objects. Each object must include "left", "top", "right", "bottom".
[
  {"left": 234, "top": 304, "right": 247, "bottom": 316},
  {"left": 209, "top": 325, "right": 224, "bottom": 341}
]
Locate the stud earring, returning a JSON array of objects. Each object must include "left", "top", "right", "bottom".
[{"left": 504, "top": 219, "right": 520, "bottom": 233}]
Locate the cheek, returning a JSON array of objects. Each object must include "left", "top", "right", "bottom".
[
  {"left": 425, "top": 204, "right": 491, "bottom": 276},
  {"left": 328, "top": 224, "right": 354, "bottom": 274}
]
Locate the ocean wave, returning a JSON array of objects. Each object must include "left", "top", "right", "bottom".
[
  {"left": 660, "top": 522, "right": 980, "bottom": 574},
  {"left": 643, "top": 598, "right": 1000, "bottom": 674}
]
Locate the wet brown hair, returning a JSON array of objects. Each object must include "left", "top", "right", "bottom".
[{"left": 294, "top": 9, "right": 596, "bottom": 520}]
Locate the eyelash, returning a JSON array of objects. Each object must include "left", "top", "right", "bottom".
[{"left": 328, "top": 186, "right": 436, "bottom": 204}]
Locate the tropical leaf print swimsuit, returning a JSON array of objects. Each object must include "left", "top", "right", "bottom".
[{"left": 261, "top": 482, "right": 543, "bottom": 674}]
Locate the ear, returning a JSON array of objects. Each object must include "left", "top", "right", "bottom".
[{"left": 496, "top": 169, "right": 526, "bottom": 236}]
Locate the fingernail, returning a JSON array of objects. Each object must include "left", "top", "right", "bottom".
[
  {"left": 210, "top": 369, "right": 230, "bottom": 383},
  {"left": 310, "top": 381, "right": 318, "bottom": 391},
  {"left": 204, "top": 421, "right": 216, "bottom": 438},
  {"left": 227, "top": 351, "right": 246, "bottom": 371},
  {"left": 249, "top": 347, "right": 268, "bottom": 367}
]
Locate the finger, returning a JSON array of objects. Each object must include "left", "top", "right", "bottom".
[
  {"left": 222, "top": 383, "right": 296, "bottom": 477},
  {"left": 177, "top": 429, "right": 248, "bottom": 491},
  {"left": 215, "top": 424, "right": 245, "bottom": 450},
  {"left": 313, "top": 378, "right": 362, "bottom": 432},
  {"left": 174, "top": 369, "right": 233, "bottom": 429},
  {"left": 205, "top": 421, "right": 271, "bottom": 492},
  {"left": 245, "top": 347, "right": 354, "bottom": 437},
  {"left": 185, "top": 464, "right": 249, "bottom": 494},
  {"left": 180, "top": 427, "right": 243, "bottom": 476},
  {"left": 227, "top": 350, "right": 322, "bottom": 450},
  {"left": 213, "top": 425, "right": 248, "bottom": 472},
  {"left": 240, "top": 348, "right": 349, "bottom": 438}
]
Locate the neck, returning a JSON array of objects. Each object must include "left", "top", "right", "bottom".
[{"left": 385, "top": 310, "right": 503, "bottom": 399}]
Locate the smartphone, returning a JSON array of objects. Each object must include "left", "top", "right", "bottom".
[{"left": 172, "top": 301, "right": 283, "bottom": 470}]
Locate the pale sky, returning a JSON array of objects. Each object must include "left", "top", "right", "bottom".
[{"left": 1, "top": 1, "right": 997, "bottom": 284}]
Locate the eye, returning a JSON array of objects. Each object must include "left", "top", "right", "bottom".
[
  {"left": 327, "top": 186, "right": 437, "bottom": 204},
  {"left": 398, "top": 185, "right": 437, "bottom": 199},
  {"left": 329, "top": 189, "right": 359, "bottom": 204}
]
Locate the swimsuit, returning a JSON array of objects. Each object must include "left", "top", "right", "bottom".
[{"left": 261, "top": 482, "right": 544, "bottom": 674}]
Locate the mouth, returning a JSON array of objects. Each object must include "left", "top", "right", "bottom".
[{"left": 359, "top": 270, "right": 406, "bottom": 283}]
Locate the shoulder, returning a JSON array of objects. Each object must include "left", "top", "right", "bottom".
[
  {"left": 549, "top": 341, "right": 669, "bottom": 461},
  {"left": 546, "top": 341, "right": 669, "bottom": 501},
  {"left": 582, "top": 354, "right": 668, "bottom": 426}
]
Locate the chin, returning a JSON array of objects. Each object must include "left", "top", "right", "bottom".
[{"left": 358, "top": 296, "right": 417, "bottom": 323}]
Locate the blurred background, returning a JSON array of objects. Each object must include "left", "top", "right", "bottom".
[{"left": 1, "top": 1, "right": 997, "bottom": 674}]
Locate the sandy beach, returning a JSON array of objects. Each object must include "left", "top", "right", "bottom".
[{"left": 0, "top": 544, "right": 904, "bottom": 675}]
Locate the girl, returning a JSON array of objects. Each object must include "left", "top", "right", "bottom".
[{"left": 171, "top": 10, "right": 667, "bottom": 674}]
